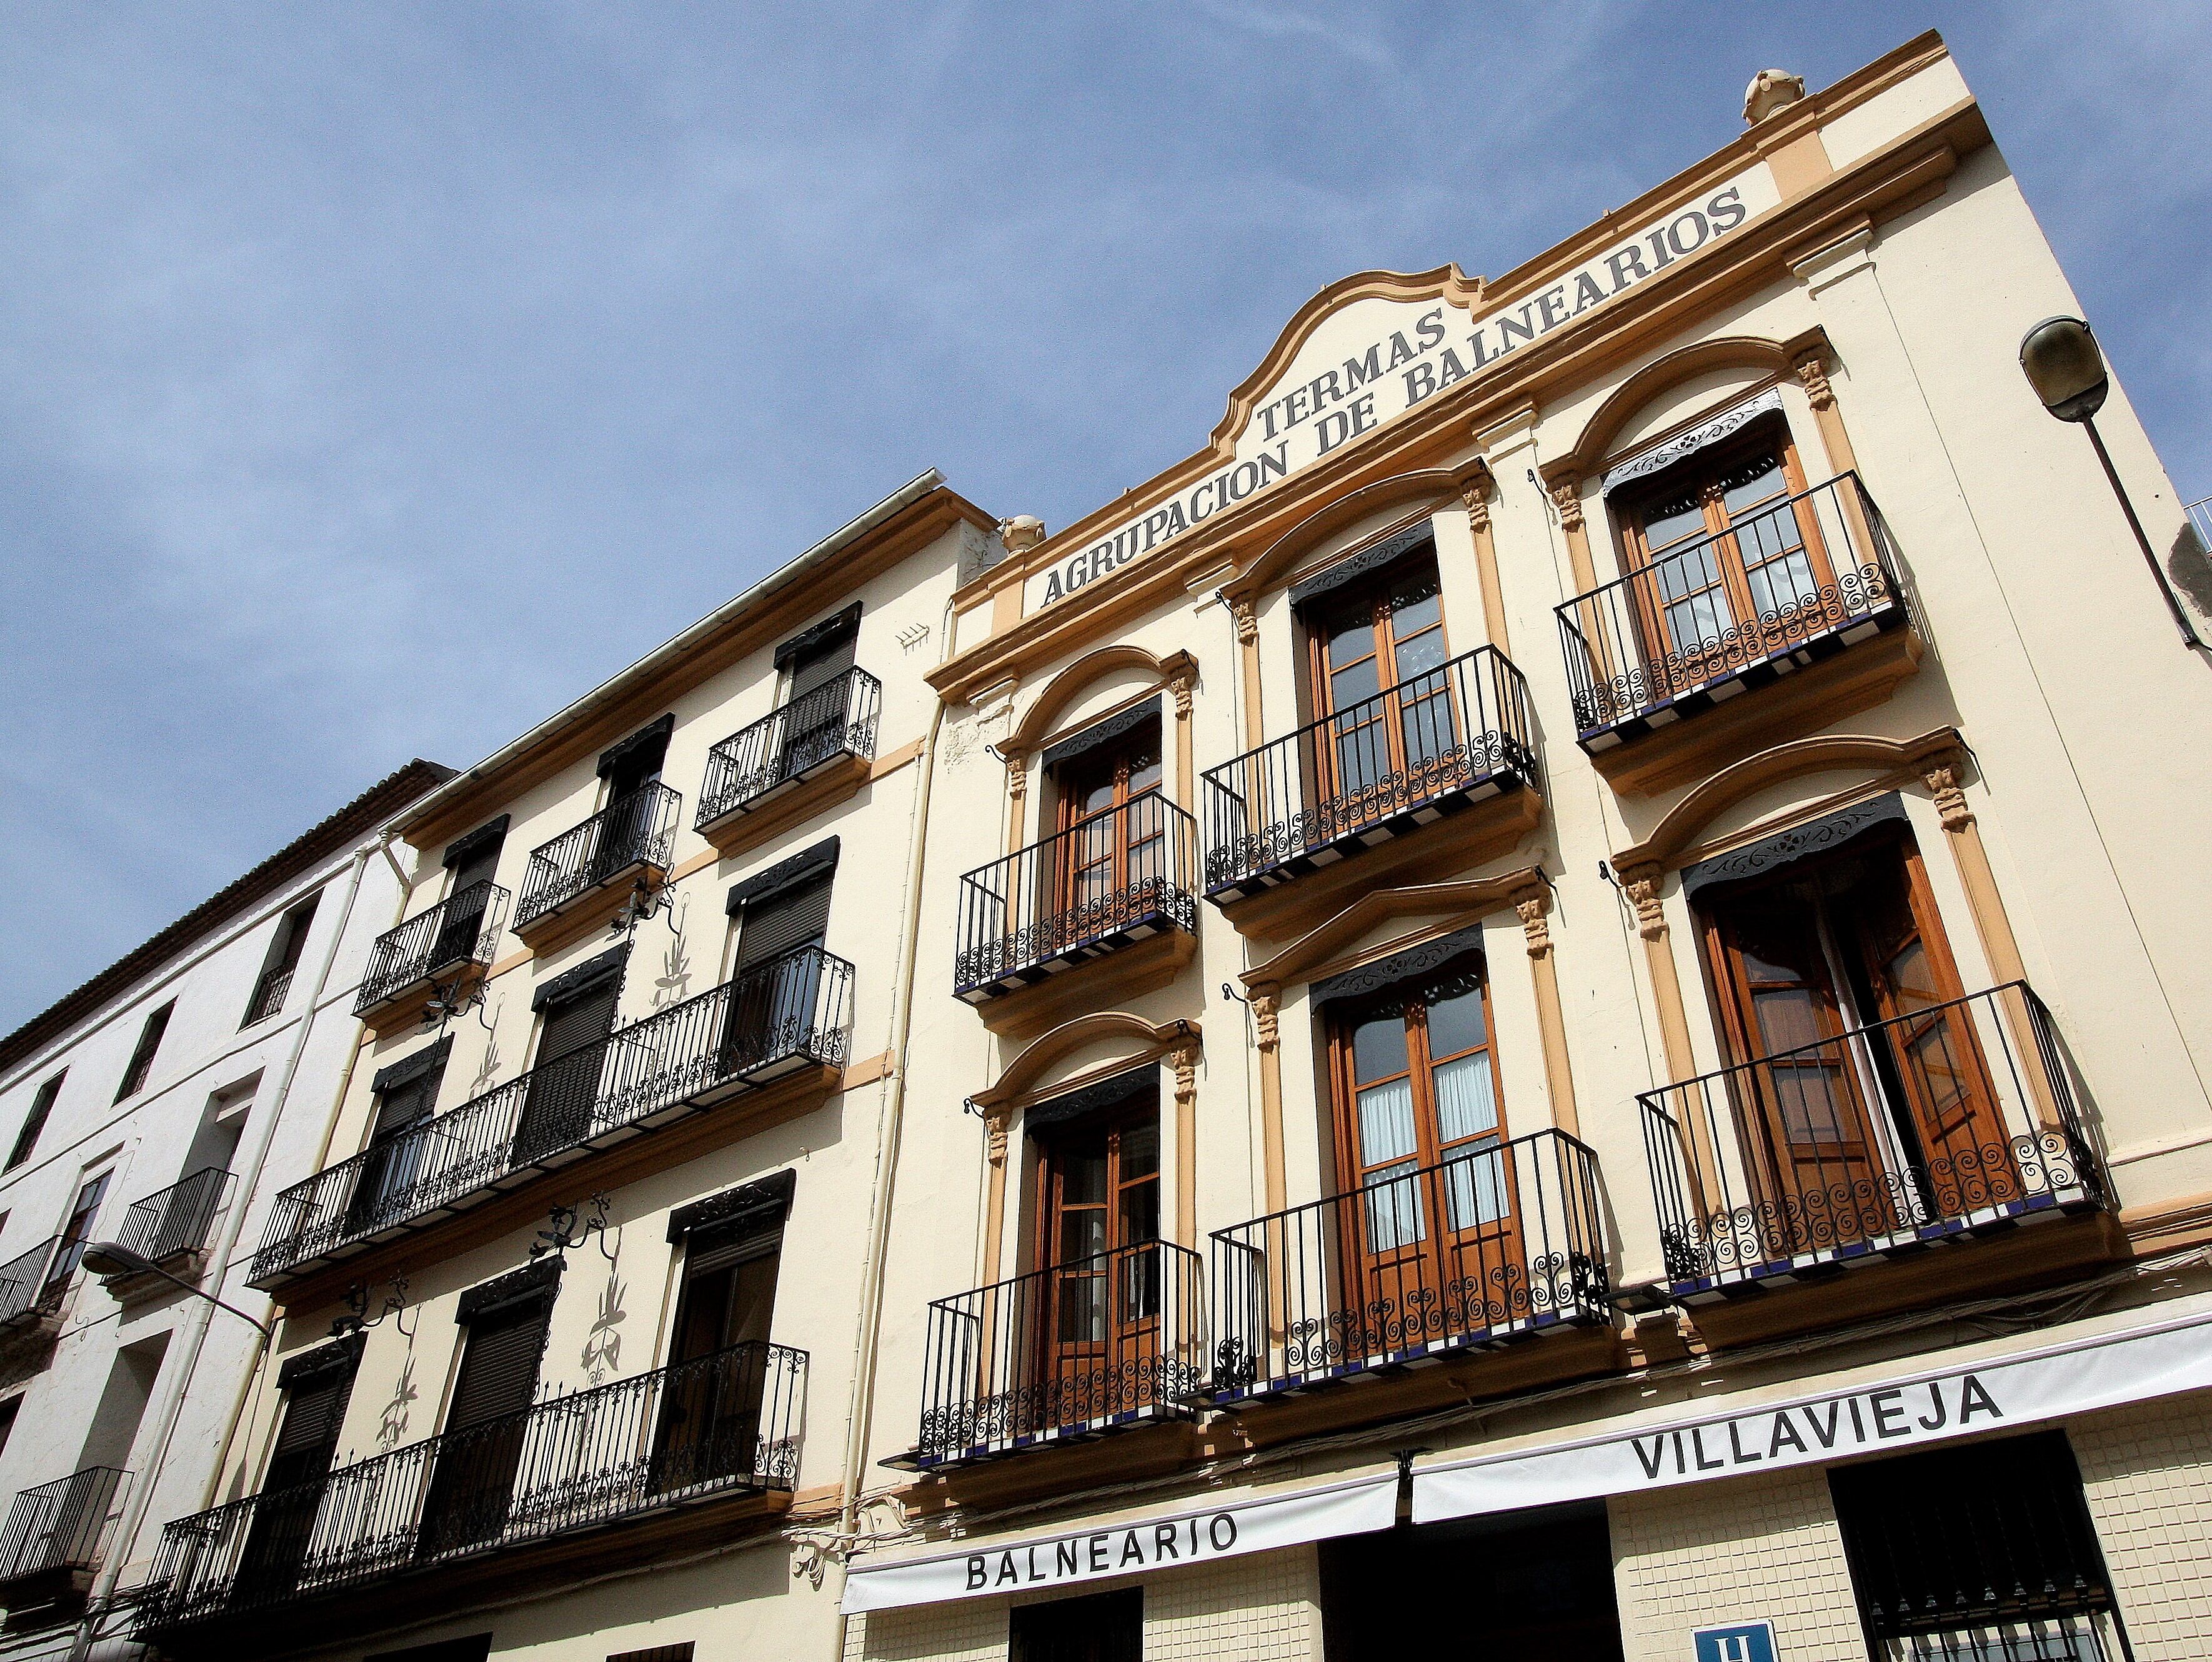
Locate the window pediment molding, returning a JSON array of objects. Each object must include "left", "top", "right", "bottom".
[{"left": 1241, "top": 868, "right": 1544, "bottom": 998}]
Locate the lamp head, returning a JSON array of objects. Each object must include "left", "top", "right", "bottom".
[
  {"left": 2020, "top": 316, "right": 2109, "bottom": 422},
  {"left": 81, "top": 1241, "right": 155, "bottom": 1278}
]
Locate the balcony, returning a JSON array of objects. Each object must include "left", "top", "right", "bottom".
[
  {"left": 251, "top": 946, "right": 852, "bottom": 1288},
  {"left": 1556, "top": 474, "right": 1916, "bottom": 792},
  {"left": 354, "top": 881, "right": 511, "bottom": 1032},
  {"left": 512, "top": 785, "right": 681, "bottom": 950},
  {"left": 0, "top": 1238, "right": 62, "bottom": 1343},
  {"left": 892, "top": 1240, "right": 1204, "bottom": 1471},
  {"left": 695, "top": 668, "right": 882, "bottom": 856},
  {"left": 1207, "top": 1130, "right": 1610, "bottom": 1405},
  {"left": 954, "top": 794, "right": 1199, "bottom": 1011},
  {"left": 136, "top": 1341, "right": 803, "bottom": 1643},
  {"left": 102, "top": 1168, "right": 233, "bottom": 1302},
  {"left": 1638, "top": 983, "right": 2111, "bottom": 1304},
  {"left": 1200, "top": 645, "right": 1538, "bottom": 925},
  {"left": 0, "top": 1467, "right": 128, "bottom": 1613}
]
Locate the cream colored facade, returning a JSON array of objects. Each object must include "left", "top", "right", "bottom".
[{"left": 126, "top": 30, "right": 2212, "bottom": 1662}]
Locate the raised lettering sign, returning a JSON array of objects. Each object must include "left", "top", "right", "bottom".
[{"left": 1025, "top": 166, "right": 1776, "bottom": 614}]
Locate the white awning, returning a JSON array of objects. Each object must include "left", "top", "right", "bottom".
[
  {"left": 1413, "top": 1305, "right": 2212, "bottom": 1526},
  {"left": 842, "top": 1470, "right": 1398, "bottom": 1613}
]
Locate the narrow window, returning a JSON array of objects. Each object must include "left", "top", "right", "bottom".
[
  {"left": 237, "top": 1337, "right": 364, "bottom": 1598},
  {"left": 116, "top": 1002, "right": 175, "bottom": 1102},
  {"left": 595, "top": 717, "right": 674, "bottom": 879},
  {"left": 418, "top": 1275, "right": 557, "bottom": 1556},
  {"left": 244, "top": 892, "right": 322, "bottom": 1027},
  {"left": 1010, "top": 1588, "right": 1142, "bottom": 1662},
  {"left": 47, "top": 1170, "right": 112, "bottom": 1292},
  {"left": 1047, "top": 713, "right": 1164, "bottom": 945},
  {"left": 776, "top": 604, "right": 860, "bottom": 777},
  {"left": 0, "top": 1395, "right": 20, "bottom": 1461},
  {"left": 1303, "top": 542, "right": 1452, "bottom": 794},
  {"left": 1830, "top": 1430, "right": 2121, "bottom": 1660},
  {"left": 434, "top": 818, "right": 508, "bottom": 968},
  {"left": 6, "top": 1072, "right": 63, "bottom": 1172},
  {"left": 724, "top": 857, "right": 835, "bottom": 1074},
  {"left": 653, "top": 1202, "right": 784, "bottom": 1490},
  {"left": 1031, "top": 1080, "right": 1162, "bottom": 1430},
  {"left": 1327, "top": 952, "right": 1513, "bottom": 1355},
  {"left": 516, "top": 955, "right": 625, "bottom": 1163},
  {"left": 347, "top": 1042, "right": 451, "bottom": 1234},
  {"left": 609, "top": 1648, "right": 692, "bottom": 1662}
]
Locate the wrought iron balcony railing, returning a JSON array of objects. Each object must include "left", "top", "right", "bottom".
[
  {"left": 954, "top": 793, "right": 1199, "bottom": 1002},
  {"left": 0, "top": 1466, "right": 128, "bottom": 1589},
  {"left": 356, "top": 881, "right": 511, "bottom": 1017},
  {"left": 1207, "top": 1129, "right": 1608, "bottom": 1403},
  {"left": 1556, "top": 472, "right": 1906, "bottom": 744},
  {"left": 905, "top": 1240, "right": 1204, "bottom": 1469},
  {"left": 254, "top": 946, "right": 852, "bottom": 1285},
  {"left": 1641, "top": 982, "right": 2108, "bottom": 1295},
  {"left": 0, "top": 1238, "right": 60, "bottom": 1330},
  {"left": 514, "top": 785, "right": 681, "bottom": 932},
  {"left": 1200, "top": 644, "right": 1537, "bottom": 902},
  {"left": 697, "top": 667, "right": 882, "bottom": 832},
  {"left": 113, "top": 1167, "right": 233, "bottom": 1267},
  {"left": 137, "top": 1340, "right": 804, "bottom": 1633}
]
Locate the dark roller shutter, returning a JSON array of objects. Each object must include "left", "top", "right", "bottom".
[
  {"left": 788, "top": 629, "right": 857, "bottom": 703},
  {"left": 265, "top": 1360, "right": 359, "bottom": 1491},
  {"left": 516, "top": 975, "right": 619, "bottom": 1160},
  {"left": 238, "top": 1338, "right": 364, "bottom": 1596},
  {"left": 446, "top": 1300, "right": 550, "bottom": 1430},
  {"left": 735, "top": 873, "right": 832, "bottom": 973}
]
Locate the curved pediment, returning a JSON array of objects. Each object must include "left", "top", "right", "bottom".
[{"left": 1207, "top": 266, "right": 1488, "bottom": 455}]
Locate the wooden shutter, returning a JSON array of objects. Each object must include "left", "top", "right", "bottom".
[
  {"left": 265, "top": 1361, "right": 358, "bottom": 1492},
  {"left": 735, "top": 873, "right": 833, "bottom": 972},
  {"left": 446, "top": 1300, "right": 551, "bottom": 1430}
]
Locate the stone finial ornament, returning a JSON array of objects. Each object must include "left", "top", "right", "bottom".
[
  {"left": 1743, "top": 69, "right": 1806, "bottom": 126},
  {"left": 998, "top": 515, "right": 1047, "bottom": 556}
]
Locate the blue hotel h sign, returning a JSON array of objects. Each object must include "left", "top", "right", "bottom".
[{"left": 1692, "top": 1622, "right": 1778, "bottom": 1662}]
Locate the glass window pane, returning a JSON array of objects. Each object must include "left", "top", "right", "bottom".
[
  {"left": 1060, "top": 1208, "right": 1106, "bottom": 1262},
  {"left": 1330, "top": 657, "right": 1382, "bottom": 710},
  {"left": 1356, "top": 1077, "right": 1417, "bottom": 1166},
  {"left": 1350, "top": 1016, "right": 1409, "bottom": 1087},
  {"left": 1118, "top": 1120, "right": 1159, "bottom": 1178},
  {"left": 1642, "top": 495, "right": 1705, "bottom": 552},
  {"left": 1432, "top": 1052, "right": 1499, "bottom": 1144},
  {"left": 1443, "top": 1146, "right": 1510, "bottom": 1231},
  {"left": 1326, "top": 614, "right": 1375, "bottom": 671},
  {"left": 1392, "top": 628, "right": 1447, "bottom": 679},
  {"left": 1720, "top": 457, "right": 1785, "bottom": 517},
  {"left": 1751, "top": 987, "right": 1826, "bottom": 1055},
  {"left": 1362, "top": 1162, "right": 1425, "bottom": 1253},
  {"left": 1062, "top": 1150, "right": 1107, "bottom": 1205},
  {"left": 1425, "top": 983, "right": 1488, "bottom": 1059}
]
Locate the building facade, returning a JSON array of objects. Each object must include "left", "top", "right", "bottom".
[
  {"left": 119, "top": 31, "right": 2212, "bottom": 1662},
  {"left": 0, "top": 760, "right": 451, "bottom": 1662}
]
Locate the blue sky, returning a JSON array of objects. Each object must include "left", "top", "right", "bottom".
[{"left": 2, "top": 4, "right": 2206, "bottom": 1031}]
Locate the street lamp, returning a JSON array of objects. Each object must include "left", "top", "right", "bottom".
[
  {"left": 2019, "top": 316, "right": 2203, "bottom": 649},
  {"left": 79, "top": 1242, "right": 274, "bottom": 1347}
]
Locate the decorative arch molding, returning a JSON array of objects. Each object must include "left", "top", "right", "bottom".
[
  {"left": 1553, "top": 328, "right": 1834, "bottom": 481},
  {"left": 1613, "top": 726, "right": 1964, "bottom": 879},
  {"left": 971, "top": 1012, "right": 1200, "bottom": 1117},
  {"left": 1242, "top": 867, "right": 1547, "bottom": 996},
  {"left": 1209, "top": 266, "right": 1486, "bottom": 455},
  {"left": 1225, "top": 462, "right": 1487, "bottom": 602},
  {"left": 1000, "top": 645, "right": 1198, "bottom": 760}
]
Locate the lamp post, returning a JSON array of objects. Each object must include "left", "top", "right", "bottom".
[
  {"left": 2018, "top": 315, "right": 2203, "bottom": 649},
  {"left": 79, "top": 1241, "right": 274, "bottom": 1347}
]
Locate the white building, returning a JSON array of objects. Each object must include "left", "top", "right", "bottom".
[{"left": 0, "top": 760, "right": 451, "bottom": 1662}]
